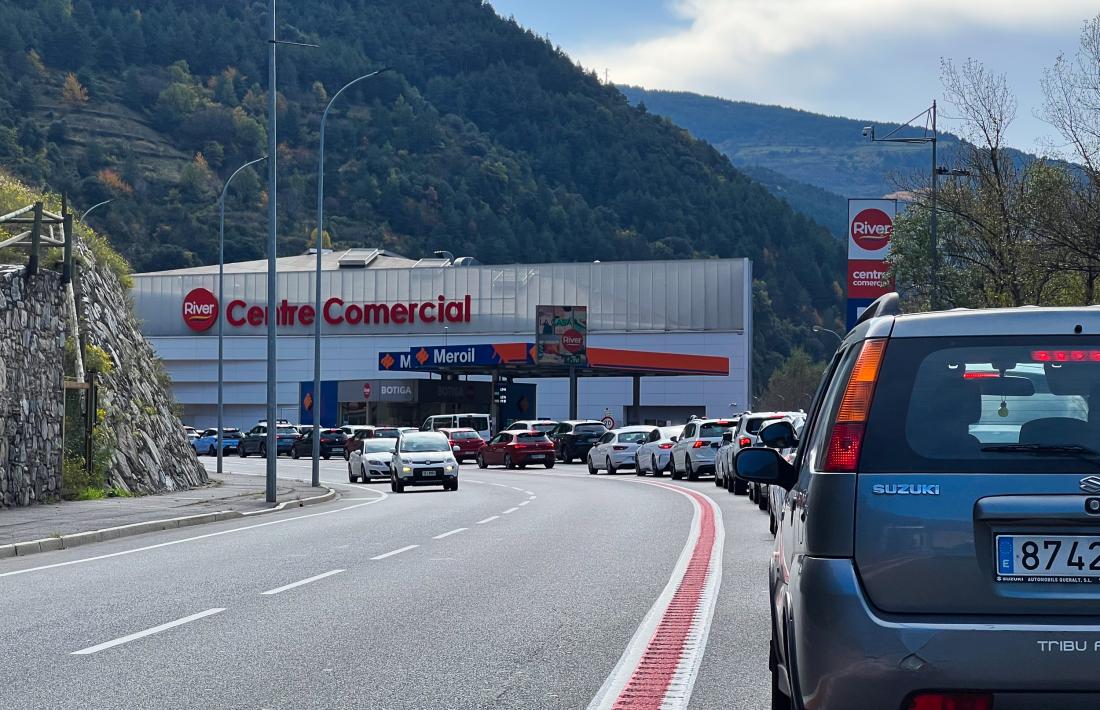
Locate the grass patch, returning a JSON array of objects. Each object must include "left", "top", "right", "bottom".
[{"left": 71, "top": 487, "right": 106, "bottom": 501}]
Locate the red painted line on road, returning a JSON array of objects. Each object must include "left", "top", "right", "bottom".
[{"left": 611, "top": 483, "right": 718, "bottom": 709}]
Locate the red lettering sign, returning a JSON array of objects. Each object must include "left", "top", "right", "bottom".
[
  {"left": 561, "top": 329, "right": 584, "bottom": 354},
  {"left": 850, "top": 208, "right": 894, "bottom": 252},
  {"left": 847, "top": 259, "right": 895, "bottom": 299},
  {"left": 182, "top": 288, "right": 218, "bottom": 332},
  {"left": 363, "top": 382, "right": 372, "bottom": 400}
]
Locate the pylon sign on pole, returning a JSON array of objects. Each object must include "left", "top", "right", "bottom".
[{"left": 846, "top": 198, "right": 897, "bottom": 330}]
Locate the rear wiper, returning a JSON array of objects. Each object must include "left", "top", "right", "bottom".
[{"left": 981, "top": 443, "right": 1100, "bottom": 467}]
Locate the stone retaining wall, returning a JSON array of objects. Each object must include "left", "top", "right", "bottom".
[{"left": 0, "top": 265, "right": 66, "bottom": 506}]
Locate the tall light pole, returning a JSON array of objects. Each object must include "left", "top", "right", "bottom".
[
  {"left": 217, "top": 155, "right": 266, "bottom": 476},
  {"left": 264, "top": 0, "right": 279, "bottom": 503},
  {"left": 79, "top": 199, "right": 112, "bottom": 223},
  {"left": 863, "top": 100, "right": 939, "bottom": 308},
  {"left": 812, "top": 325, "right": 842, "bottom": 346},
  {"left": 312, "top": 67, "right": 392, "bottom": 488}
]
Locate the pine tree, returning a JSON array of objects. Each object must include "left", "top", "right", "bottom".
[{"left": 61, "top": 73, "right": 88, "bottom": 104}]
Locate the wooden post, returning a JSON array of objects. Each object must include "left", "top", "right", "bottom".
[
  {"left": 62, "top": 198, "right": 73, "bottom": 285},
  {"left": 85, "top": 370, "right": 97, "bottom": 476},
  {"left": 27, "top": 201, "right": 42, "bottom": 279}
]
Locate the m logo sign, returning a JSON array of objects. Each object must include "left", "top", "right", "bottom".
[{"left": 182, "top": 288, "right": 218, "bottom": 332}]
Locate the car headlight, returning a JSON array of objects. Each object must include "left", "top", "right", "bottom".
[
  {"left": 445, "top": 463, "right": 456, "bottom": 472},
  {"left": 401, "top": 466, "right": 412, "bottom": 473}
]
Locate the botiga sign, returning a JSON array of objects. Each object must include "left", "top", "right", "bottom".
[{"left": 536, "top": 305, "right": 588, "bottom": 366}]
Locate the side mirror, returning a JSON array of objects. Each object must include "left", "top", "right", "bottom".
[
  {"left": 735, "top": 447, "right": 797, "bottom": 490},
  {"left": 669, "top": 436, "right": 678, "bottom": 443},
  {"left": 759, "top": 420, "right": 798, "bottom": 450},
  {"left": 721, "top": 431, "right": 734, "bottom": 443}
]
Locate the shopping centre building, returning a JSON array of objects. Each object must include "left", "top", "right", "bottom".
[{"left": 131, "top": 249, "right": 752, "bottom": 431}]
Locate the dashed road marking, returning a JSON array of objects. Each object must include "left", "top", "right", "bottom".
[
  {"left": 71, "top": 608, "right": 226, "bottom": 655},
  {"left": 502, "top": 507, "right": 519, "bottom": 515},
  {"left": 476, "top": 516, "right": 499, "bottom": 525},
  {"left": 261, "top": 569, "right": 345, "bottom": 595},
  {"left": 370, "top": 545, "right": 419, "bottom": 560},
  {"left": 432, "top": 528, "right": 468, "bottom": 540}
]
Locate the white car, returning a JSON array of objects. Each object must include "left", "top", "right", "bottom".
[
  {"left": 420, "top": 413, "right": 491, "bottom": 441},
  {"left": 347, "top": 437, "right": 397, "bottom": 483},
  {"left": 391, "top": 432, "right": 459, "bottom": 492},
  {"left": 503, "top": 419, "right": 558, "bottom": 435},
  {"left": 586, "top": 426, "right": 652, "bottom": 474},
  {"left": 634, "top": 425, "right": 685, "bottom": 476},
  {"left": 669, "top": 417, "right": 739, "bottom": 480}
]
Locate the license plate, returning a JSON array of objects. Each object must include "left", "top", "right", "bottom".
[
  {"left": 996, "top": 535, "right": 1100, "bottom": 583},
  {"left": 418, "top": 469, "right": 441, "bottom": 477},
  {"left": 529, "top": 454, "right": 544, "bottom": 460}
]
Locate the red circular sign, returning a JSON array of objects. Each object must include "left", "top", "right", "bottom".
[
  {"left": 850, "top": 208, "right": 894, "bottom": 251},
  {"left": 362, "top": 382, "right": 372, "bottom": 400},
  {"left": 182, "top": 288, "right": 218, "bottom": 332},
  {"left": 561, "top": 329, "right": 584, "bottom": 354}
]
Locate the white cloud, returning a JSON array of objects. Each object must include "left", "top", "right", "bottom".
[{"left": 574, "top": 0, "right": 1096, "bottom": 147}]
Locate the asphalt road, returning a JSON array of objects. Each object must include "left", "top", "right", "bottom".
[{"left": 0, "top": 456, "right": 774, "bottom": 710}]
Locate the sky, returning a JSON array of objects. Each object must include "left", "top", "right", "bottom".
[{"left": 489, "top": 0, "right": 1098, "bottom": 153}]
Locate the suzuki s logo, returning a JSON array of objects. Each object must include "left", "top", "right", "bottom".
[
  {"left": 872, "top": 483, "right": 941, "bottom": 496},
  {"left": 1080, "top": 476, "right": 1100, "bottom": 494},
  {"left": 182, "top": 288, "right": 218, "bottom": 332}
]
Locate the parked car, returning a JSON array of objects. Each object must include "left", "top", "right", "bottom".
[
  {"left": 438, "top": 427, "right": 486, "bottom": 463},
  {"left": 399, "top": 427, "right": 418, "bottom": 435},
  {"left": 290, "top": 427, "right": 347, "bottom": 459},
  {"left": 634, "top": 425, "right": 685, "bottom": 476},
  {"left": 183, "top": 425, "right": 199, "bottom": 442},
  {"left": 238, "top": 422, "right": 300, "bottom": 457},
  {"left": 503, "top": 419, "right": 558, "bottom": 435},
  {"left": 477, "top": 431, "right": 556, "bottom": 469},
  {"left": 347, "top": 437, "right": 397, "bottom": 483},
  {"left": 549, "top": 420, "right": 607, "bottom": 463},
  {"left": 668, "top": 417, "right": 738, "bottom": 480},
  {"left": 713, "top": 428, "right": 738, "bottom": 488},
  {"left": 341, "top": 425, "right": 403, "bottom": 460},
  {"left": 191, "top": 428, "right": 243, "bottom": 456},
  {"left": 747, "top": 413, "right": 806, "bottom": 511},
  {"left": 420, "top": 413, "right": 491, "bottom": 440},
  {"left": 391, "top": 431, "right": 459, "bottom": 492},
  {"left": 734, "top": 293, "right": 1100, "bottom": 709},
  {"left": 586, "top": 426, "right": 651, "bottom": 474}
]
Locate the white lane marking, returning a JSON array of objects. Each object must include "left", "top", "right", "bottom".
[
  {"left": 476, "top": 516, "right": 499, "bottom": 524},
  {"left": 510, "top": 486, "right": 524, "bottom": 491},
  {"left": 370, "top": 544, "right": 418, "bottom": 560},
  {"left": 0, "top": 489, "right": 388, "bottom": 579},
  {"left": 587, "top": 481, "right": 725, "bottom": 710},
  {"left": 502, "top": 507, "right": 519, "bottom": 515},
  {"left": 466, "top": 479, "right": 484, "bottom": 484},
  {"left": 71, "top": 608, "right": 225, "bottom": 655},
  {"left": 518, "top": 500, "right": 531, "bottom": 507},
  {"left": 261, "top": 569, "right": 345, "bottom": 596},
  {"left": 524, "top": 490, "right": 535, "bottom": 495},
  {"left": 432, "top": 528, "right": 468, "bottom": 540},
  {"left": 528, "top": 495, "right": 537, "bottom": 500}
]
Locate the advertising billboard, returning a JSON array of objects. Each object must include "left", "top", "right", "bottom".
[
  {"left": 847, "top": 199, "right": 897, "bottom": 329},
  {"left": 536, "top": 305, "right": 588, "bottom": 366}
]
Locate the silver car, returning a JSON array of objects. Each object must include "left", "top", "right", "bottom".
[
  {"left": 391, "top": 432, "right": 459, "bottom": 493},
  {"left": 586, "top": 426, "right": 651, "bottom": 474},
  {"left": 635, "top": 425, "right": 686, "bottom": 476},
  {"left": 736, "top": 294, "right": 1100, "bottom": 709},
  {"left": 347, "top": 437, "right": 397, "bottom": 483},
  {"left": 669, "top": 417, "right": 738, "bottom": 480}
]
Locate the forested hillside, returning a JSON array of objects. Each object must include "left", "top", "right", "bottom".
[{"left": 0, "top": 0, "right": 846, "bottom": 385}]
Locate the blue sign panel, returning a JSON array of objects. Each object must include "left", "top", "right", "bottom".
[
  {"left": 846, "top": 298, "right": 875, "bottom": 332},
  {"left": 299, "top": 380, "right": 339, "bottom": 427},
  {"left": 379, "top": 344, "right": 536, "bottom": 371}
]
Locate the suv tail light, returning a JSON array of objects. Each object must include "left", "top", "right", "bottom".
[
  {"left": 823, "top": 338, "right": 887, "bottom": 472},
  {"left": 906, "top": 692, "right": 992, "bottom": 710},
  {"left": 658, "top": 443, "right": 673, "bottom": 449},
  {"left": 738, "top": 437, "right": 751, "bottom": 448},
  {"left": 692, "top": 440, "right": 707, "bottom": 449}
]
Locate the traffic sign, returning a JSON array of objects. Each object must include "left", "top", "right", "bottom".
[
  {"left": 362, "top": 382, "right": 372, "bottom": 400},
  {"left": 601, "top": 415, "right": 616, "bottom": 429}
]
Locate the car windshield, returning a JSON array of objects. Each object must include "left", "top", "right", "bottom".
[
  {"left": 517, "top": 433, "right": 549, "bottom": 442},
  {"left": 862, "top": 337, "right": 1100, "bottom": 472},
  {"left": 575, "top": 424, "right": 605, "bottom": 434},
  {"left": 618, "top": 431, "right": 648, "bottom": 444},
  {"left": 276, "top": 427, "right": 298, "bottom": 436},
  {"left": 372, "top": 428, "right": 400, "bottom": 438},
  {"left": 459, "top": 416, "right": 489, "bottom": 430},
  {"left": 531, "top": 422, "right": 557, "bottom": 433},
  {"left": 364, "top": 439, "right": 396, "bottom": 453},
  {"left": 699, "top": 421, "right": 737, "bottom": 438},
  {"left": 451, "top": 431, "right": 481, "bottom": 440},
  {"left": 400, "top": 434, "right": 451, "bottom": 453}
]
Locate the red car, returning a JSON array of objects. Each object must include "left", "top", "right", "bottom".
[
  {"left": 439, "top": 427, "right": 486, "bottom": 463},
  {"left": 476, "top": 430, "right": 556, "bottom": 469}
]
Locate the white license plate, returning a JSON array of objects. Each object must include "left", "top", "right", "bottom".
[
  {"left": 529, "top": 454, "right": 544, "bottom": 460},
  {"left": 996, "top": 535, "right": 1100, "bottom": 583}
]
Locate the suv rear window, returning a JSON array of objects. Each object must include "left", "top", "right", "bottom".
[
  {"left": 745, "top": 417, "right": 783, "bottom": 434},
  {"left": 861, "top": 336, "right": 1100, "bottom": 473},
  {"left": 517, "top": 433, "right": 549, "bottom": 442},
  {"left": 699, "top": 421, "right": 737, "bottom": 438},
  {"left": 574, "top": 424, "right": 605, "bottom": 434}
]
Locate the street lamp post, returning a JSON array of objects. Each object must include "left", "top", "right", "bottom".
[
  {"left": 312, "top": 67, "right": 392, "bottom": 488},
  {"left": 812, "top": 325, "right": 842, "bottom": 346},
  {"left": 79, "top": 200, "right": 112, "bottom": 223},
  {"left": 863, "top": 101, "right": 939, "bottom": 308},
  {"left": 216, "top": 156, "right": 266, "bottom": 476}
]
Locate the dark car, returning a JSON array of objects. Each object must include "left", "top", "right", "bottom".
[
  {"left": 291, "top": 427, "right": 348, "bottom": 459},
  {"left": 477, "top": 431, "right": 556, "bottom": 469},
  {"left": 438, "top": 427, "right": 486, "bottom": 463},
  {"left": 341, "top": 425, "right": 402, "bottom": 460},
  {"left": 238, "top": 423, "right": 300, "bottom": 458},
  {"left": 549, "top": 420, "right": 607, "bottom": 463}
]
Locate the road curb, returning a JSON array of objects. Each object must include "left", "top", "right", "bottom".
[{"left": 0, "top": 486, "right": 338, "bottom": 560}]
